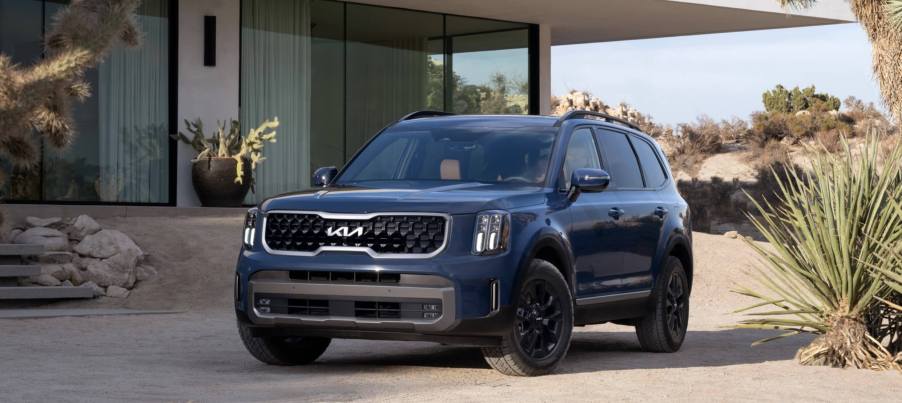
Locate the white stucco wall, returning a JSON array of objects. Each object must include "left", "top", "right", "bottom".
[{"left": 176, "top": 0, "right": 240, "bottom": 207}]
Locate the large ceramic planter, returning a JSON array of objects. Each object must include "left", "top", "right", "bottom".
[{"left": 191, "top": 157, "right": 251, "bottom": 207}]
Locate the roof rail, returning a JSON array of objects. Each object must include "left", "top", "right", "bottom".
[
  {"left": 399, "top": 110, "right": 456, "bottom": 121},
  {"left": 553, "top": 110, "right": 640, "bottom": 131}
]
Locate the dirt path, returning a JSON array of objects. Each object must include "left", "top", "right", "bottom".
[{"left": 1, "top": 217, "right": 899, "bottom": 401}]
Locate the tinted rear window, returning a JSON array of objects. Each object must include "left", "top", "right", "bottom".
[
  {"left": 596, "top": 131, "right": 643, "bottom": 189},
  {"left": 630, "top": 135, "right": 668, "bottom": 188}
]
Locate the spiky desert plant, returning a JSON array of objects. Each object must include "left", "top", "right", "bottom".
[
  {"left": 172, "top": 118, "right": 278, "bottom": 185},
  {"left": 779, "top": 1, "right": 902, "bottom": 123},
  {"left": 735, "top": 134, "right": 902, "bottom": 370}
]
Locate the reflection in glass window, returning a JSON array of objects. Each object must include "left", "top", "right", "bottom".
[
  {"left": 40, "top": 0, "right": 170, "bottom": 203},
  {"left": 447, "top": 16, "right": 529, "bottom": 114}
]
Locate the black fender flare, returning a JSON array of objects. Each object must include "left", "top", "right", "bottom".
[{"left": 514, "top": 229, "right": 577, "bottom": 297}]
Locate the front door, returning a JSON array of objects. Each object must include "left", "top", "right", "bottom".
[{"left": 563, "top": 127, "right": 625, "bottom": 298}]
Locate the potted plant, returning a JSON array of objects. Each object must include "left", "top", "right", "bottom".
[{"left": 172, "top": 118, "right": 278, "bottom": 207}]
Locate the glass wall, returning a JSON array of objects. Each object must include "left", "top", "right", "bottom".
[
  {"left": 240, "top": 0, "right": 534, "bottom": 201},
  {"left": 0, "top": 0, "right": 172, "bottom": 204}
]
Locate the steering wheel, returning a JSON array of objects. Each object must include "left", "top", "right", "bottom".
[{"left": 502, "top": 176, "right": 533, "bottom": 184}]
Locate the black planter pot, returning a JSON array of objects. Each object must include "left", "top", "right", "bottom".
[{"left": 191, "top": 157, "right": 252, "bottom": 207}]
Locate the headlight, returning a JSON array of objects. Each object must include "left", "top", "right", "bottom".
[
  {"left": 243, "top": 208, "right": 258, "bottom": 249},
  {"left": 472, "top": 210, "right": 510, "bottom": 255}
]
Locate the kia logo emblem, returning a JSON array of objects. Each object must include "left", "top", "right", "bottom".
[{"left": 326, "top": 226, "right": 364, "bottom": 237}]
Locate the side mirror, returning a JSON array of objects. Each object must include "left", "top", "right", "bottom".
[
  {"left": 312, "top": 166, "right": 338, "bottom": 187},
  {"left": 568, "top": 168, "right": 611, "bottom": 200}
]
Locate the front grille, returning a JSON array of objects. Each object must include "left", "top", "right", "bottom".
[
  {"left": 288, "top": 270, "right": 400, "bottom": 284},
  {"left": 264, "top": 212, "right": 447, "bottom": 255}
]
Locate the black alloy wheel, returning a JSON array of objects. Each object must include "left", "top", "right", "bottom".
[{"left": 515, "top": 279, "right": 564, "bottom": 360}]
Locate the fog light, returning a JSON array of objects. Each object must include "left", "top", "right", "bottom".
[
  {"left": 422, "top": 303, "right": 440, "bottom": 312},
  {"left": 423, "top": 312, "right": 440, "bottom": 319}
]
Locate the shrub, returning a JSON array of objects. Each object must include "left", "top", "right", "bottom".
[
  {"left": 735, "top": 135, "right": 902, "bottom": 370},
  {"left": 762, "top": 84, "right": 840, "bottom": 114}
]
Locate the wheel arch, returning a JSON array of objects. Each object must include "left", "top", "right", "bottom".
[
  {"left": 517, "top": 230, "right": 575, "bottom": 296},
  {"left": 665, "top": 234, "right": 693, "bottom": 292}
]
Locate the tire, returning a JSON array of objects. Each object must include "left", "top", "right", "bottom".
[
  {"left": 482, "top": 259, "right": 574, "bottom": 376},
  {"left": 635, "top": 256, "right": 689, "bottom": 353},
  {"left": 237, "top": 321, "right": 331, "bottom": 365}
]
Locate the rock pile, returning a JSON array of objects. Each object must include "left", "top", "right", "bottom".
[{"left": 9, "top": 215, "right": 156, "bottom": 298}]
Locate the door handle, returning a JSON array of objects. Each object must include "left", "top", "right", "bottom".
[
  {"left": 654, "top": 206, "right": 669, "bottom": 219},
  {"left": 608, "top": 207, "right": 624, "bottom": 219}
]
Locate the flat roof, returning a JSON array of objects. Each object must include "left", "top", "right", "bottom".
[{"left": 345, "top": 0, "right": 856, "bottom": 45}]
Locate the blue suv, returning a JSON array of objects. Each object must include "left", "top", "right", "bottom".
[{"left": 235, "top": 110, "right": 692, "bottom": 376}]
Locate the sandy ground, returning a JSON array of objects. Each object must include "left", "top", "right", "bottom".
[{"left": 0, "top": 216, "right": 899, "bottom": 402}]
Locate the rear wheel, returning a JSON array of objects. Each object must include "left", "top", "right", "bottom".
[
  {"left": 635, "top": 256, "right": 689, "bottom": 352},
  {"left": 482, "top": 259, "right": 574, "bottom": 376},
  {"left": 238, "top": 321, "right": 331, "bottom": 365}
]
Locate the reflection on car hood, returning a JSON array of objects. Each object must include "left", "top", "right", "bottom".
[{"left": 260, "top": 182, "right": 548, "bottom": 215}]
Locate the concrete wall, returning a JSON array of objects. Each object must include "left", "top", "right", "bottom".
[
  {"left": 538, "top": 24, "right": 551, "bottom": 115},
  {"left": 176, "top": 0, "right": 241, "bottom": 207}
]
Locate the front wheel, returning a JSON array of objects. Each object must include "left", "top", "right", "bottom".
[
  {"left": 482, "top": 259, "right": 574, "bottom": 376},
  {"left": 238, "top": 321, "right": 331, "bottom": 365},
  {"left": 635, "top": 256, "right": 689, "bottom": 352}
]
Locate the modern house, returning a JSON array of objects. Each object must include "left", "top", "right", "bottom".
[{"left": 0, "top": 0, "right": 854, "bottom": 208}]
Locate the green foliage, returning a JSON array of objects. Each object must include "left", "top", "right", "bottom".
[
  {"left": 171, "top": 118, "right": 279, "bottom": 185},
  {"left": 762, "top": 84, "right": 840, "bottom": 114},
  {"left": 735, "top": 135, "right": 902, "bottom": 369}
]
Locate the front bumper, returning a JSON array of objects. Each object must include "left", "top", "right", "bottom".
[{"left": 247, "top": 271, "right": 458, "bottom": 332}]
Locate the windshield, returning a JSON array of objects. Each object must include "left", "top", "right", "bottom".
[{"left": 336, "top": 126, "right": 557, "bottom": 187}]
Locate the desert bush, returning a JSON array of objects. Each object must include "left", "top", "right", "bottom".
[
  {"left": 735, "top": 135, "right": 902, "bottom": 370},
  {"left": 748, "top": 111, "right": 852, "bottom": 146},
  {"left": 762, "top": 84, "right": 840, "bottom": 114}
]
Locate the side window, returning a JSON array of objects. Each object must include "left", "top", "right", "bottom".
[
  {"left": 630, "top": 135, "right": 668, "bottom": 188},
  {"left": 561, "top": 128, "right": 601, "bottom": 189},
  {"left": 596, "top": 131, "right": 643, "bottom": 189}
]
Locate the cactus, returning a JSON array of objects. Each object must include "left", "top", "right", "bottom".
[{"left": 171, "top": 117, "right": 279, "bottom": 186}]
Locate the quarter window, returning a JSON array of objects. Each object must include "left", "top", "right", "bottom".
[
  {"left": 596, "top": 131, "right": 643, "bottom": 189},
  {"left": 630, "top": 135, "right": 668, "bottom": 188},
  {"left": 561, "top": 128, "right": 601, "bottom": 189}
]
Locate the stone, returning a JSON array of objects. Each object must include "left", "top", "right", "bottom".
[
  {"left": 25, "top": 216, "right": 62, "bottom": 228},
  {"left": 68, "top": 215, "right": 102, "bottom": 240},
  {"left": 35, "top": 251, "right": 75, "bottom": 264},
  {"left": 106, "top": 285, "right": 130, "bottom": 298},
  {"left": 63, "top": 263, "right": 85, "bottom": 286},
  {"left": 83, "top": 259, "right": 134, "bottom": 288},
  {"left": 80, "top": 281, "right": 106, "bottom": 297},
  {"left": 61, "top": 280, "right": 73, "bottom": 287},
  {"left": 8, "top": 228, "right": 23, "bottom": 241},
  {"left": 13, "top": 227, "right": 69, "bottom": 251},
  {"left": 135, "top": 264, "right": 157, "bottom": 281},
  {"left": 724, "top": 230, "right": 739, "bottom": 239},
  {"left": 33, "top": 274, "right": 61, "bottom": 286},
  {"left": 41, "top": 264, "right": 69, "bottom": 282},
  {"left": 74, "top": 229, "right": 143, "bottom": 259}
]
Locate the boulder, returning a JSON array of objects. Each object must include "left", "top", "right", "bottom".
[
  {"left": 83, "top": 259, "right": 134, "bottom": 288},
  {"left": 33, "top": 274, "right": 61, "bottom": 286},
  {"left": 34, "top": 251, "right": 75, "bottom": 264},
  {"left": 13, "top": 227, "right": 69, "bottom": 251},
  {"left": 63, "top": 263, "right": 85, "bottom": 286},
  {"left": 106, "top": 285, "right": 130, "bottom": 298},
  {"left": 74, "top": 229, "right": 143, "bottom": 259},
  {"left": 67, "top": 215, "right": 102, "bottom": 240},
  {"left": 61, "top": 280, "right": 73, "bottom": 287},
  {"left": 25, "top": 216, "right": 62, "bottom": 228},
  {"left": 135, "top": 264, "right": 157, "bottom": 282},
  {"left": 8, "top": 228, "right": 23, "bottom": 241},
  {"left": 41, "top": 264, "right": 69, "bottom": 282},
  {"left": 724, "top": 230, "right": 739, "bottom": 239},
  {"left": 80, "top": 281, "right": 106, "bottom": 297}
]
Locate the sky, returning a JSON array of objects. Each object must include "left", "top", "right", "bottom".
[{"left": 551, "top": 23, "right": 883, "bottom": 126}]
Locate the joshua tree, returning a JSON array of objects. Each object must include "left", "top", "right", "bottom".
[
  {"left": 0, "top": 0, "right": 141, "bottom": 224},
  {"left": 778, "top": 1, "right": 902, "bottom": 122}
]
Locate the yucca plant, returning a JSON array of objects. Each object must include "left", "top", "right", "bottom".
[{"left": 735, "top": 134, "right": 902, "bottom": 370}]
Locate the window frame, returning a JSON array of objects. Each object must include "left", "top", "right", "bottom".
[{"left": 557, "top": 125, "right": 604, "bottom": 192}]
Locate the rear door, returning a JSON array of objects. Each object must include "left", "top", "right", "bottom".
[{"left": 594, "top": 129, "right": 655, "bottom": 292}]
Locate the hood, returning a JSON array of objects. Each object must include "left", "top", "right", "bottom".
[{"left": 260, "top": 182, "right": 549, "bottom": 215}]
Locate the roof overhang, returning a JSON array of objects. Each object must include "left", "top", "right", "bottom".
[{"left": 344, "top": 0, "right": 856, "bottom": 45}]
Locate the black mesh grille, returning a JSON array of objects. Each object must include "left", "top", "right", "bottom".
[{"left": 264, "top": 213, "right": 447, "bottom": 255}]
